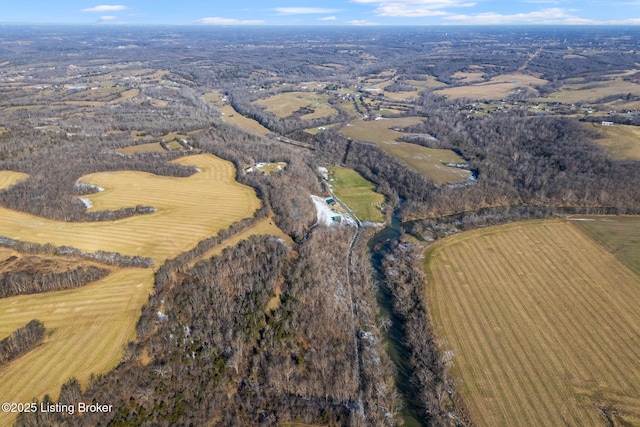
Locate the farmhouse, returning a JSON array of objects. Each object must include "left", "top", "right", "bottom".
[{"left": 602, "top": 121, "right": 614, "bottom": 126}]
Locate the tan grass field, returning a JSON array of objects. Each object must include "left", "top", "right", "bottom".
[
  {"left": 254, "top": 91, "right": 337, "bottom": 119},
  {"left": 0, "top": 154, "right": 260, "bottom": 263},
  {"left": 0, "top": 154, "right": 260, "bottom": 425},
  {"left": 0, "top": 171, "right": 28, "bottom": 189},
  {"left": 117, "top": 142, "right": 167, "bottom": 155},
  {"left": 205, "top": 91, "right": 271, "bottom": 135},
  {"left": 406, "top": 77, "right": 447, "bottom": 90},
  {"left": 427, "top": 220, "right": 640, "bottom": 427},
  {"left": 570, "top": 216, "right": 640, "bottom": 276},
  {"left": 589, "top": 123, "right": 640, "bottom": 160},
  {"left": 341, "top": 118, "right": 470, "bottom": 184},
  {"left": 110, "top": 88, "right": 139, "bottom": 103},
  {"left": 534, "top": 79, "right": 640, "bottom": 104},
  {"left": 436, "top": 73, "right": 548, "bottom": 100},
  {"left": 220, "top": 104, "right": 271, "bottom": 135},
  {"left": 0, "top": 268, "right": 153, "bottom": 427}
]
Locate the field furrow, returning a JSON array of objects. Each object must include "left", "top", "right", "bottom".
[{"left": 427, "top": 220, "right": 640, "bottom": 427}]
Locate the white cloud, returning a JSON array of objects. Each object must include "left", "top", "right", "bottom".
[
  {"left": 196, "top": 17, "right": 264, "bottom": 25},
  {"left": 444, "top": 8, "right": 594, "bottom": 24},
  {"left": 275, "top": 7, "right": 339, "bottom": 14},
  {"left": 319, "top": 16, "right": 338, "bottom": 21},
  {"left": 82, "top": 5, "right": 128, "bottom": 13},
  {"left": 350, "top": 0, "right": 473, "bottom": 17},
  {"left": 348, "top": 19, "right": 380, "bottom": 25},
  {"left": 99, "top": 15, "right": 117, "bottom": 21}
]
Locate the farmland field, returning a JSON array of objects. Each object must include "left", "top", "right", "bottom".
[
  {"left": 427, "top": 220, "right": 640, "bottom": 427},
  {"left": 570, "top": 216, "right": 640, "bottom": 276},
  {"left": 328, "top": 167, "right": 385, "bottom": 223},
  {"left": 0, "top": 154, "right": 261, "bottom": 425},
  {"left": 0, "top": 268, "right": 154, "bottom": 427},
  {"left": 341, "top": 118, "right": 471, "bottom": 184},
  {"left": 117, "top": 142, "right": 167, "bottom": 155},
  {"left": 0, "top": 154, "right": 261, "bottom": 263},
  {"left": 589, "top": 123, "right": 640, "bottom": 160},
  {"left": 533, "top": 78, "right": 640, "bottom": 104},
  {"left": 435, "top": 73, "right": 548, "bottom": 100},
  {"left": 205, "top": 91, "right": 271, "bottom": 135},
  {"left": 254, "top": 91, "right": 337, "bottom": 119},
  {"left": 0, "top": 170, "right": 28, "bottom": 190}
]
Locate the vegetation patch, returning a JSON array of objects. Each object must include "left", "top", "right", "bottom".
[
  {"left": 427, "top": 220, "right": 640, "bottom": 427},
  {"left": 570, "top": 215, "right": 640, "bottom": 275},
  {"left": 255, "top": 91, "right": 337, "bottom": 119},
  {"left": 435, "top": 73, "right": 547, "bottom": 100},
  {"left": 117, "top": 142, "right": 167, "bottom": 155},
  {"left": 341, "top": 118, "right": 471, "bottom": 184},
  {"left": 534, "top": 78, "right": 640, "bottom": 104},
  {"left": 205, "top": 91, "right": 271, "bottom": 135},
  {"left": 244, "top": 161, "right": 287, "bottom": 174},
  {"left": 0, "top": 319, "right": 45, "bottom": 366},
  {"left": 328, "top": 167, "right": 385, "bottom": 223},
  {"left": 191, "top": 216, "right": 293, "bottom": 265},
  {"left": 0, "top": 251, "right": 110, "bottom": 298},
  {"left": 590, "top": 123, "right": 640, "bottom": 160}
]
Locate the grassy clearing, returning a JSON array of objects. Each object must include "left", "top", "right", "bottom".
[
  {"left": 0, "top": 268, "right": 154, "bottom": 427},
  {"left": 341, "top": 118, "right": 470, "bottom": 184},
  {"left": 205, "top": 91, "right": 271, "bottom": 135},
  {"left": 254, "top": 91, "right": 337, "bottom": 119},
  {"left": 588, "top": 123, "right": 640, "bottom": 160},
  {"left": 534, "top": 78, "right": 640, "bottom": 104},
  {"left": 0, "top": 154, "right": 261, "bottom": 263},
  {"left": 161, "top": 131, "right": 188, "bottom": 143},
  {"left": 0, "top": 171, "right": 28, "bottom": 190},
  {"left": 341, "top": 117, "right": 424, "bottom": 143},
  {"left": 427, "top": 220, "right": 640, "bottom": 427},
  {"left": 110, "top": 88, "right": 139, "bottom": 104},
  {"left": 570, "top": 216, "right": 640, "bottom": 276},
  {"left": 328, "top": 167, "right": 385, "bottom": 223},
  {"left": 436, "top": 73, "right": 547, "bottom": 100},
  {"left": 117, "top": 142, "right": 166, "bottom": 155},
  {"left": 406, "top": 77, "right": 447, "bottom": 90}
]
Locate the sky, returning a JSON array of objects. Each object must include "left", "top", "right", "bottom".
[{"left": 2, "top": 0, "right": 640, "bottom": 26}]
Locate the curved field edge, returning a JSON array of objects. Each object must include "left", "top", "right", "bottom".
[
  {"left": 425, "top": 219, "right": 640, "bottom": 427},
  {"left": 0, "top": 154, "right": 261, "bottom": 263},
  {"left": 0, "top": 171, "right": 29, "bottom": 190},
  {"left": 0, "top": 154, "right": 262, "bottom": 426}
]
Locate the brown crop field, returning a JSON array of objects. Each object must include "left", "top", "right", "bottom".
[
  {"left": 427, "top": 220, "right": 640, "bottom": 427},
  {"left": 0, "top": 154, "right": 261, "bottom": 424},
  {"left": 589, "top": 123, "right": 640, "bottom": 160},
  {"left": 254, "top": 91, "right": 337, "bottom": 119},
  {"left": 341, "top": 118, "right": 471, "bottom": 184}
]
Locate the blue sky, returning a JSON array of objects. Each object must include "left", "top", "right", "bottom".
[{"left": 2, "top": 1, "right": 640, "bottom": 25}]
